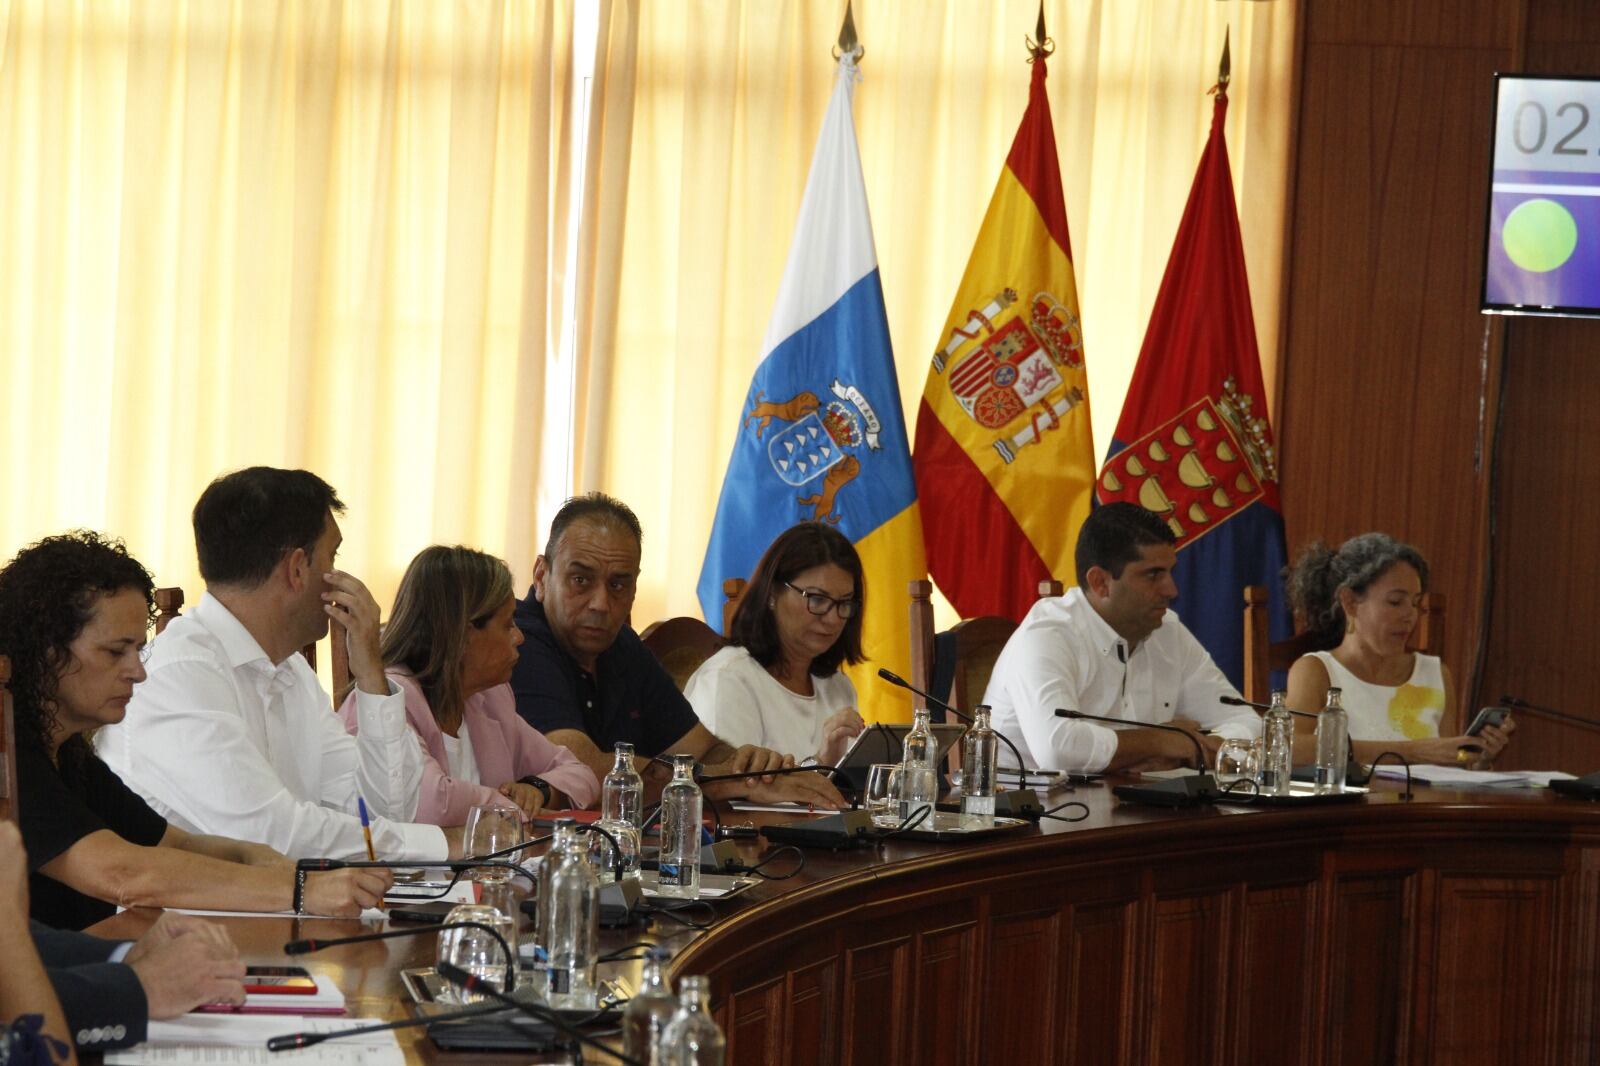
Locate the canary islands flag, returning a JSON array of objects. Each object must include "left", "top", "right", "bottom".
[
  {"left": 912, "top": 55, "right": 1096, "bottom": 621},
  {"left": 697, "top": 50, "right": 926, "bottom": 725},
  {"left": 1096, "top": 86, "right": 1290, "bottom": 686}
]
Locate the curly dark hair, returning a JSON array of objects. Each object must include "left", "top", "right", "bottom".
[
  {"left": 0, "top": 531, "right": 155, "bottom": 758},
  {"left": 1284, "top": 532, "right": 1430, "bottom": 651}
]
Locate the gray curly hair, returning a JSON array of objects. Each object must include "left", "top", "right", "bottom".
[{"left": 1284, "top": 532, "right": 1430, "bottom": 650}]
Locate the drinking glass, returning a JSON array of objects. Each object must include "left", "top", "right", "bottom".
[
  {"left": 1215, "top": 737, "right": 1259, "bottom": 788},
  {"left": 464, "top": 804, "right": 524, "bottom": 883},
  {"left": 437, "top": 903, "right": 516, "bottom": 1003},
  {"left": 863, "top": 764, "right": 901, "bottom": 828}
]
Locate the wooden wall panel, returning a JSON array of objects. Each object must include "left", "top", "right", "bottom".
[
  {"left": 784, "top": 959, "right": 838, "bottom": 1066},
  {"left": 1325, "top": 873, "right": 1415, "bottom": 1065},
  {"left": 1278, "top": 1, "right": 1515, "bottom": 728},
  {"left": 1280, "top": 0, "right": 1600, "bottom": 759},
  {"left": 1425, "top": 877, "right": 1559, "bottom": 1064},
  {"left": 1062, "top": 898, "right": 1137, "bottom": 1065},
  {"left": 841, "top": 937, "right": 911, "bottom": 1065},
  {"left": 725, "top": 976, "right": 785, "bottom": 1066},
  {"left": 984, "top": 908, "right": 1062, "bottom": 1061},
  {"left": 913, "top": 922, "right": 978, "bottom": 1066},
  {"left": 1473, "top": 6, "right": 1600, "bottom": 768},
  {"left": 1232, "top": 884, "right": 1317, "bottom": 1065},
  {"left": 1144, "top": 892, "right": 1228, "bottom": 1065}
]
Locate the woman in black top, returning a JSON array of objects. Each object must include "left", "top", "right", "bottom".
[{"left": 0, "top": 532, "right": 389, "bottom": 929}]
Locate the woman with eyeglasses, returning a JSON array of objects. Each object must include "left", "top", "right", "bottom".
[
  {"left": 685, "top": 522, "right": 867, "bottom": 765},
  {"left": 0, "top": 532, "right": 388, "bottom": 929}
]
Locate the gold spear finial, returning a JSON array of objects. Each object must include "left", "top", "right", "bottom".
[
  {"left": 1217, "top": 27, "right": 1231, "bottom": 92},
  {"left": 833, "top": 0, "right": 861, "bottom": 62},
  {"left": 1027, "top": 0, "right": 1055, "bottom": 62}
]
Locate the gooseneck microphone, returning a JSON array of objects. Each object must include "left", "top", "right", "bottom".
[
  {"left": 296, "top": 856, "right": 538, "bottom": 880},
  {"left": 266, "top": 1002, "right": 508, "bottom": 1052},
  {"left": 877, "top": 669, "right": 1045, "bottom": 818},
  {"left": 1053, "top": 708, "right": 1218, "bottom": 808},
  {"left": 435, "top": 963, "right": 647, "bottom": 1066},
  {"left": 1500, "top": 694, "right": 1592, "bottom": 729}
]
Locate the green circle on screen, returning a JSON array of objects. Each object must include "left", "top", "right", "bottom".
[{"left": 1502, "top": 198, "right": 1578, "bottom": 273}]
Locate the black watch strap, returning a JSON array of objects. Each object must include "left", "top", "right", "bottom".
[{"left": 519, "top": 775, "right": 553, "bottom": 806}]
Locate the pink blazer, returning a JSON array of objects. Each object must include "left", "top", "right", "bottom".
[{"left": 339, "top": 672, "right": 600, "bottom": 826}]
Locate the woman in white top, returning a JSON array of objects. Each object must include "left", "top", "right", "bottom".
[
  {"left": 686, "top": 523, "right": 866, "bottom": 764},
  {"left": 1284, "top": 533, "right": 1515, "bottom": 766}
]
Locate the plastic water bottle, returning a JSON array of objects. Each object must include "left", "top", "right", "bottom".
[
  {"left": 960, "top": 705, "right": 999, "bottom": 827},
  {"left": 621, "top": 946, "right": 679, "bottom": 1064},
  {"left": 1314, "top": 686, "right": 1349, "bottom": 794},
  {"left": 545, "top": 831, "right": 599, "bottom": 1008},
  {"left": 899, "top": 706, "right": 939, "bottom": 825},
  {"left": 603, "top": 742, "right": 645, "bottom": 828},
  {"left": 1260, "top": 689, "right": 1295, "bottom": 797},
  {"left": 657, "top": 754, "right": 702, "bottom": 899},
  {"left": 661, "top": 975, "right": 726, "bottom": 1065},
  {"left": 533, "top": 818, "right": 577, "bottom": 971}
]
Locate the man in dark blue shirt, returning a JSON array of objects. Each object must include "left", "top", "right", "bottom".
[{"left": 510, "top": 493, "right": 844, "bottom": 807}]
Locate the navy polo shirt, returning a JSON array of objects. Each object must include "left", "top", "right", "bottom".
[{"left": 510, "top": 590, "right": 701, "bottom": 759}]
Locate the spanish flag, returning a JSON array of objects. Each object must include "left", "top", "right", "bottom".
[{"left": 912, "top": 54, "right": 1096, "bottom": 621}]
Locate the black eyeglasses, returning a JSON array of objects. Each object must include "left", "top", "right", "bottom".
[{"left": 783, "top": 581, "right": 859, "bottom": 619}]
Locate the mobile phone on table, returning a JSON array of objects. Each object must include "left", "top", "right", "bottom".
[
  {"left": 244, "top": 966, "right": 317, "bottom": 994},
  {"left": 387, "top": 900, "right": 458, "bottom": 923},
  {"left": 1466, "top": 706, "right": 1510, "bottom": 736}
]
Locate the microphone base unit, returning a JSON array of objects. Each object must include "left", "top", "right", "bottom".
[
  {"left": 1552, "top": 772, "right": 1600, "bottom": 801},
  {"left": 639, "top": 840, "right": 742, "bottom": 875},
  {"left": 1112, "top": 773, "right": 1222, "bottom": 809},
  {"left": 937, "top": 789, "right": 1045, "bottom": 820},
  {"left": 518, "top": 878, "right": 643, "bottom": 929},
  {"left": 760, "top": 810, "right": 876, "bottom": 850}
]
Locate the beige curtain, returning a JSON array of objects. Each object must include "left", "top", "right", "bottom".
[
  {"left": 0, "top": 0, "right": 576, "bottom": 611},
  {"left": 587, "top": 0, "right": 1297, "bottom": 629}
]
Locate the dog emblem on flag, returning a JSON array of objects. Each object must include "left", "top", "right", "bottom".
[
  {"left": 745, "top": 379, "right": 883, "bottom": 524},
  {"left": 933, "top": 287, "right": 1087, "bottom": 462}
]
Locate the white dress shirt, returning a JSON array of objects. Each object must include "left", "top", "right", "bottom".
[
  {"left": 97, "top": 592, "right": 446, "bottom": 861},
  {"left": 685, "top": 646, "right": 858, "bottom": 761},
  {"left": 981, "top": 588, "right": 1259, "bottom": 774}
]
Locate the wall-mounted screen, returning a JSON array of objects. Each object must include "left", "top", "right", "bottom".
[{"left": 1482, "top": 74, "right": 1600, "bottom": 318}]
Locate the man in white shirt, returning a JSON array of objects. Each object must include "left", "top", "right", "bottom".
[
  {"left": 100, "top": 467, "right": 459, "bottom": 862},
  {"left": 983, "top": 502, "right": 1259, "bottom": 774}
]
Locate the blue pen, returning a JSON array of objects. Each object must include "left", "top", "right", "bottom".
[{"left": 358, "top": 796, "right": 377, "bottom": 861}]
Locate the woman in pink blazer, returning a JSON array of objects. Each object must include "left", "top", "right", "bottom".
[{"left": 339, "top": 546, "right": 598, "bottom": 824}]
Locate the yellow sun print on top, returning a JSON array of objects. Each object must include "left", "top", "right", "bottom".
[{"left": 1388, "top": 684, "right": 1445, "bottom": 739}]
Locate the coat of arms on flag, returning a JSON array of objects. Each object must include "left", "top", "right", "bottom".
[
  {"left": 933, "top": 288, "right": 1086, "bottom": 463},
  {"left": 1097, "top": 376, "right": 1278, "bottom": 546},
  {"left": 745, "top": 379, "right": 882, "bottom": 524}
]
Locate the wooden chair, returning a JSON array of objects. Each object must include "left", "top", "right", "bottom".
[
  {"left": 640, "top": 616, "right": 725, "bottom": 692},
  {"left": 1242, "top": 585, "right": 1446, "bottom": 705},
  {"left": 721, "top": 578, "right": 746, "bottom": 633},
  {"left": 154, "top": 586, "right": 185, "bottom": 633},
  {"left": 908, "top": 579, "right": 1065, "bottom": 717}
]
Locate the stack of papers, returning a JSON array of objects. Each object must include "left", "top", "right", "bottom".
[
  {"left": 1369, "top": 764, "right": 1577, "bottom": 788},
  {"left": 106, "top": 1015, "right": 403, "bottom": 1066}
]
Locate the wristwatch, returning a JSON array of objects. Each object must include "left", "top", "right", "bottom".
[{"left": 518, "top": 775, "right": 554, "bottom": 806}]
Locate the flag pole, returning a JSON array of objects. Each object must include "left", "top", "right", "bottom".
[
  {"left": 1213, "top": 27, "right": 1231, "bottom": 97},
  {"left": 1027, "top": 1, "right": 1054, "bottom": 61},
  {"left": 834, "top": 0, "right": 861, "bottom": 62}
]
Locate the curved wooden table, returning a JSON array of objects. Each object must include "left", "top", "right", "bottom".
[
  {"left": 92, "top": 784, "right": 1600, "bottom": 1066},
  {"left": 673, "top": 784, "right": 1600, "bottom": 1066}
]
